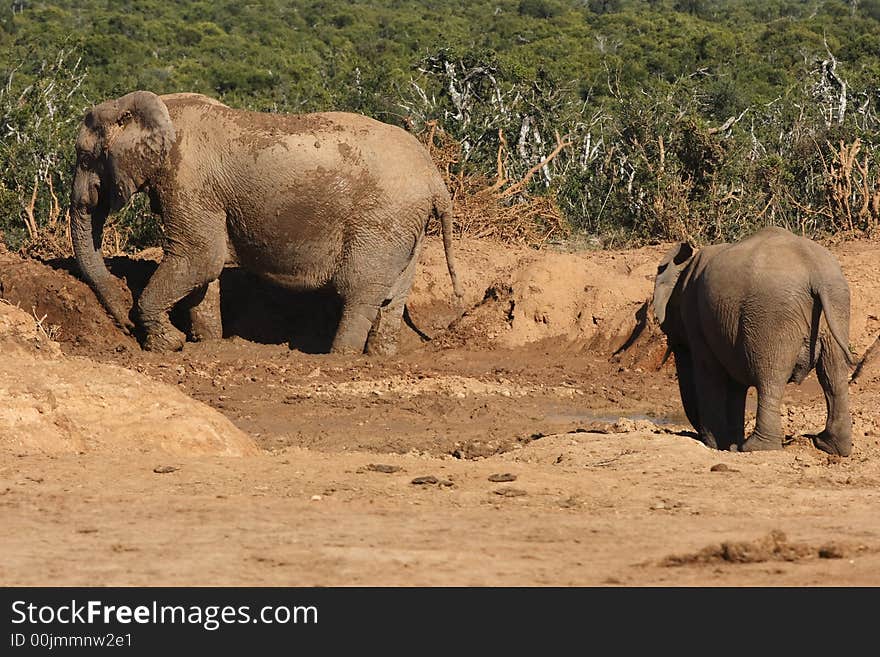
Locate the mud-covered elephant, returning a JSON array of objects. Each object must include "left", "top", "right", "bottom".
[
  {"left": 652, "top": 226, "right": 854, "bottom": 456},
  {"left": 70, "top": 90, "right": 462, "bottom": 355}
]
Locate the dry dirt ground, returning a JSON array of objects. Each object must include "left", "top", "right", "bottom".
[{"left": 2, "top": 236, "right": 880, "bottom": 586}]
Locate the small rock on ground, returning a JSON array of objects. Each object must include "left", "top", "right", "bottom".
[
  {"left": 494, "top": 486, "right": 527, "bottom": 497},
  {"left": 367, "top": 464, "right": 403, "bottom": 474},
  {"left": 411, "top": 475, "right": 454, "bottom": 487}
]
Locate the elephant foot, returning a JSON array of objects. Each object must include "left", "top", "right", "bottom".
[
  {"left": 741, "top": 431, "right": 783, "bottom": 452},
  {"left": 365, "top": 308, "right": 402, "bottom": 357},
  {"left": 109, "top": 308, "right": 136, "bottom": 336},
  {"left": 813, "top": 431, "right": 852, "bottom": 457},
  {"left": 701, "top": 437, "right": 736, "bottom": 452},
  {"left": 189, "top": 315, "right": 223, "bottom": 342},
  {"left": 143, "top": 326, "right": 186, "bottom": 353},
  {"left": 365, "top": 338, "right": 399, "bottom": 357},
  {"left": 700, "top": 433, "right": 719, "bottom": 450},
  {"left": 330, "top": 343, "right": 365, "bottom": 357}
]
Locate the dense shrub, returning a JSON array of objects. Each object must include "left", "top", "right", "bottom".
[{"left": 1, "top": 1, "right": 879, "bottom": 252}]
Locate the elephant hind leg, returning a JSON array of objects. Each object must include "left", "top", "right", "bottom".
[
  {"left": 724, "top": 381, "right": 747, "bottom": 451},
  {"left": 332, "top": 234, "right": 423, "bottom": 357},
  {"left": 365, "top": 242, "right": 422, "bottom": 357},
  {"left": 331, "top": 271, "right": 397, "bottom": 355},
  {"left": 741, "top": 380, "right": 785, "bottom": 452},
  {"left": 788, "top": 339, "right": 816, "bottom": 384},
  {"left": 331, "top": 297, "right": 382, "bottom": 355},
  {"left": 814, "top": 337, "right": 853, "bottom": 456}
]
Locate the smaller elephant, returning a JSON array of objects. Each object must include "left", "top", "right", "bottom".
[{"left": 653, "top": 226, "right": 854, "bottom": 456}]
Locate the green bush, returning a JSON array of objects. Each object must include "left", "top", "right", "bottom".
[
  {"left": 0, "top": 45, "right": 87, "bottom": 251},
  {"left": 1, "top": 1, "right": 879, "bottom": 252}
]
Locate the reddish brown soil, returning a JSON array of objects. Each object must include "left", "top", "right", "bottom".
[{"left": 2, "top": 237, "right": 880, "bottom": 586}]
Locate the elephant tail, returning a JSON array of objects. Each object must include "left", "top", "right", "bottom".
[
  {"left": 816, "top": 286, "right": 856, "bottom": 368},
  {"left": 434, "top": 198, "right": 464, "bottom": 301}
]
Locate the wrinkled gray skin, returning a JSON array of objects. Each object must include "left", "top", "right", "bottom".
[
  {"left": 653, "top": 226, "right": 854, "bottom": 456},
  {"left": 70, "top": 91, "right": 462, "bottom": 355}
]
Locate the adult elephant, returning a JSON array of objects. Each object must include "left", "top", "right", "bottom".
[
  {"left": 652, "top": 226, "right": 854, "bottom": 456},
  {"left": 70, "top": 91, "right": 462, "bottom": 355}
]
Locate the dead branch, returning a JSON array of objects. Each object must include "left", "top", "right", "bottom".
[
  {"left": 496, "top": 131, "right": 572, "bottom": 199},
  {"left": 484, "top": 128, "right": 509, "bottom": 194},
  {"left": 30, "top": 308, "right": 60, "bottom": 341},
  {"left": 658, "top": 134, "right": 665, "bottom": 171},
  {"left": 23, "top": 174, "right": 39, "bottom": 239},
  {"left": 416, "top": 122, "right": 571, "bottom": 247},
  {"left": 425, "top": 120, "right": 438, "bottom": 156},
  {"left": 822, "top": 38, "right": 847, "bottom": 126},
  {"left": 707, "top": 108, "right": 749, "bottom": 135},
  {"left": 46, "top": 172, "right": 61, "bottom": 227},
  {"left": 782, "top": 188, "right": 834, "bottom": 219}
]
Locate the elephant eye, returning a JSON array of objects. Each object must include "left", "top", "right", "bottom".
[{"left": 657, "top": 263, "right": 668, "bottom": 274}]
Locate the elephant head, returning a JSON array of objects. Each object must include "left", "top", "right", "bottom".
[
  {"left": 69, "top": 90, "right": 176, "bottom": 332},
  {"left": 652, "top": 241, "right": 701, "bottom": 431},
  {"left": 652, "top": 241, "right": 694, "bottom": 342}
]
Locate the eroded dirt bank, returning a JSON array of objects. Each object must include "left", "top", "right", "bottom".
[{"left": 2, "top": 237, "right": 880, "bottom": 586}]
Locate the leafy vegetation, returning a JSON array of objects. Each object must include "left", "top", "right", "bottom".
[{"left": 1, "top": 0, "right": 879, "bottom": 251}]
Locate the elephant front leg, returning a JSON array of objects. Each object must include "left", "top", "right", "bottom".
[
  {"left": 673, "top": 348, "right": 701, "bottom": 434},
  {"left": 814, "top": 340, "right": 853, "bottom": 457},
  {"left": 138, "top": 247, "right": 224, "bottom": 353},
  {"left": 689, "top": 347, "right": 739, "bottom": 450},
  {"left": 741, "top": 382, "right": 785, "bottom": 452}
]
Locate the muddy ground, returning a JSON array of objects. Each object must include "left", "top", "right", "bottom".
[{"left": 2, "top": 237, "right": 880, "bottom": 586}]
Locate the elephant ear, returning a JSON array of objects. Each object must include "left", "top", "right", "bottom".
[
  {"left": 652, "top": 241, "right": 694, "bottom": 327},
  {"left": 100, "top": 91, "right": 176, "bottom": 202}
]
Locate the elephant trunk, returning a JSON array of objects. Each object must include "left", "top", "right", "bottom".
[{"left": 70, "top": 194, "right": 134, "bottom": 334}]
